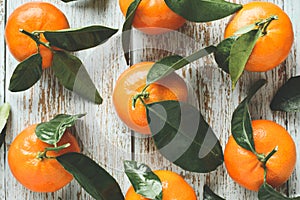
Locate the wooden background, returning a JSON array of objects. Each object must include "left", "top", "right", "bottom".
[{"left": 0, "top": 0, "right": 299, "bottom": 199}]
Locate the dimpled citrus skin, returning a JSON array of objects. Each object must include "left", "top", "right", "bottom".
[
  {"left": 125, "top": 170, "right": 197, "bottom": 200},
  {"left": 119, "top": 0, "right": 186, "bottom": 34},
  {"left": 224, "top": 1, "right": 294, "bottom": 72},
  {"left": 8, "top": 124, "right": 80, "bottom": 192},
  {"left": 5, "top": 2, "right": 70, "bottom": 69},
  {"left": 224, "top": 120, "right": 296, "bottom": 191}
]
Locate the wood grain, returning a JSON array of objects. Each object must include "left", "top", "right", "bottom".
[
  {"left": 1, "top": 0, "right": 299, "bottom": 199},
  {"left": 0, "top": 0, "right": 6, "bottom": 199}
]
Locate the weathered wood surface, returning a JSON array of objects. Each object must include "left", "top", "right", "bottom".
[{"left": 0, "top": 0, "right": 299, "bottom": 199}]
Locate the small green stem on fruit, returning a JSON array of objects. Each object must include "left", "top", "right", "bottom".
[
  {"left": 256, "top": 15, "right": 278, "bottom": 35},
  {"left": 132, "top": 90, "right": 150, "bottom": 109},
  {"left": 255, "top": 146, "right": 277, "bottom": 184},
  {"left": 19, "top": 29, "right": 53, "bottom": 51},
  {"left": 262, "top": 146, "right": 278, "bottom": 165},
  {"left": 36, "top": 143, "right": 70, "bottom": 160},
  {"left": 19, "top": 29, "right": 40, "bottom": 44}
]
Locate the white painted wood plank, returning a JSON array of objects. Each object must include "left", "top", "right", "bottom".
[
  {"left": 4, "top": 0, "right": 131, "bottom": 199},
  {"left": 0, "top": 0, "right": 6, "bottom": 199},
  {"left": 284, "top": 0, "right": 300, "bottom": 197}
]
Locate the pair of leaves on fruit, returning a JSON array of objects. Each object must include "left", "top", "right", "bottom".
[
  {"left": 124, "top": 162, "right": 231, "bottom": 200},
  {"left": 35, "top": 113, "right": 124, "bottom": 199},
  {"left": 122, "top": 0, "right": 242, "bottom": 65},
  {"left": 214, "top": 16, "right": 278, "bottom": 88},
  {"left": 9, "top": 26, "right": 118, "bottom": 104},
  {"left": 0, "top": 103, "right": 11, "bottom": 147},
  {"left": 204, "top": 184, "right": 300, "bottom": 200},
  {"left": 118, "top": 42, "right": 222, "bottom": 172},
  {"left": 230, "top": 79, "right": 300, "bottom": 200},
  {"left": 204, "top": 80, "right": 300, "bottom": 199},
  {"left": 133, "top": 46, "right": 222, "bottom": 172},
  {"left": 270, "top": 76, "right": 300, "bottom": 112}
]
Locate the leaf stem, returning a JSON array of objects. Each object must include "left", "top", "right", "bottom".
[
  {"left": 36, "top": 143, "right": 70, "bottom": 160},
  {"left": 19, "top": 29, "right": 53, "bottom": 51}
]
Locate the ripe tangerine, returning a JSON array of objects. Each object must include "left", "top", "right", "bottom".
[
  {"left": 5, "top": 2, "right": 70, "bottom": 69},
  {"left": 125, "top": 170, "right": 197, "bottom": 200},
  {"left": 119, "top": 0, "right": 186, "bottom": 35},
  {"left": 113, "top": 62, "right": 188, "bottom": 134},
  {"left": 8, "top": 124, "right": 80, "bottom": 192},
  {"left": 224, "top": 120, "right": 296, "bottom": 191},
  {"left": 224, "top": 1, "right": 294, "bottom": 72}
]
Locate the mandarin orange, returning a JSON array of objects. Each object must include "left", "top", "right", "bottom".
[
  {"left": 8, "top": 124, "right": 80, "bottom": 192},
  {"left": 113, "top": 62, "right": 187, "bottom": 134},
  {"left": 224, "top": 2, "right": 293, "bottom": 72},
  {"left": 125, "top": 170, "right": 197, "bottom": 200},
  {"left": 119, "top": 0, "right": 186, "bottom": 35},
  {"left": 5, "top": 2, "right": 70, "bottom": 69},
  {"left": 224, "top": 120, "right": 296, "bottom": 191}
]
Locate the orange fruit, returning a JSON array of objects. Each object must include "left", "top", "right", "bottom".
[
  {"left": 224, "top": 2, "right": 294, "bottom": 72},
  {"left": 113, "top": 62, "right": 188, "bottom": 134},
  {"left": 119, "top": 0, "right": 186, "bottom": 35},
  {"left": 125, "top": 170, "right": 197, "bottom": 200},
  {"left": 5, "top": 2, "right": 70, "bottom": 69},
  {"left": 8, "top": 124, "right": 80, "bottom": 192},
  {"left": 224, "top": 120, "right": 296, "bottom": 191}
]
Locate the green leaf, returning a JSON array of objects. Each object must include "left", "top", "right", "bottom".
[
  {"left": 233, "top": 24, "right": 256, "bottom": 36},
  {"left": 0, "top": 103, "right": 10, "bottom": 147},
  {"left": 121, "top": 0, "right": 142, "bottom": 65},
  {"left": 52, "top": 51, "right": 102, "bottom": 104},
  {"left": 270, "top": 76, "right": 300, "bottom": 112},
  {"left": 124, "top": 160, "right": 162, "bottom": 200},
  {"left": 147, "top": 46, "right": 216, "bottom": 85},
  {"left": 229, "top": 29, "right": 261, "bottom": 88},
  {"left": 9, "top": 54, "right": 42, "bottom": 92},
  {"left": 258, "top": 183, "right": 300, "bottom": 200},
  {"left": 147, "top": 55, "right": 183, "bottom": 85},
  {"left": 147, "top": 100, "right": 223, "bottom": 172},
  {"left": 231, "top": 79, "right": 266, "bottom": 152},
  {"left": 214, "top": 37, "right": 236, "bottom": 74},
  {"left": 44, "top": 26, "right": 118, "bottom": 52},
  {"left": 203, "top": 185, "right": 225, "bottom": 200},
  {"left": 35, "top": 113, "right": 85, "bottom": 145},
  {"left": 57, "top": 152, "right": 124, "bottom": 200},
  {"left": 164, "top": 0, "right": 242, "bottom": 22}
]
